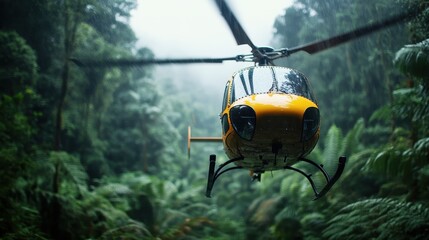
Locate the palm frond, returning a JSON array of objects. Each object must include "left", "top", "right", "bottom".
[{"left": 394, "top": 38, "right": 429, "bottom": 79}]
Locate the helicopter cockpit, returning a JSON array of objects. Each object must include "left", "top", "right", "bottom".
[{"left": 231, "top": 66, "right": 317, "bottom": 103}]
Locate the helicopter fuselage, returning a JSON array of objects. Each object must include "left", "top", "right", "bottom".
[{"left": 220, "top": 66, "right": 320, "bottom": 173}]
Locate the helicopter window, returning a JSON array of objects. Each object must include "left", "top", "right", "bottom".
[
  {"left": 221, "top": 83, "right": 229, "bottom": 112},
  {"left": 233, "top": 67, "right": 273, "bottom": 100},
  {"left": 248, "top": 67, "right": 254, "bottom": 94},
  {"left": 276, "top": 68, "right": 316, "bottom": 102},
  {"left": 239, "top": 73, "right": 250, "bottom": 96},
  {"left": 221, "top": 114, "right": 229, "bottom": 134},
  {"left": 232, "top": 66, "right": 316, "bottom": 103}
]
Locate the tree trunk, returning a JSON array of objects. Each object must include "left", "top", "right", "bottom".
[{"left": 51, "top": 0, "right": 81, "bottom": 238}]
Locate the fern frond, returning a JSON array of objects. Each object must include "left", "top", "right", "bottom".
[
  {"left": 340, "top": 118, "right": 364, "bottom": 157},
  {"left": 323, "top": 125, "right": 343, "bottom": 175},
  {"left": 99, "top": 220, "right": 152, "bottom": 240},
  {"left": 49, "top": 151, "right": 88, "bottom": 189},
  {"left": 365, "top": 136, "right": 429, "bottom": 185},
  {"left": 323, "top": 198, "right": 429, "bottom": 240}
]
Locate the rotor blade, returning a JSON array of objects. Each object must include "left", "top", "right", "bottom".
[
  {"left": 214, "top": 0, "right": 257, "bottom": 50},
  {"left": 287, "top": 9, "right": 419, "bottom": 55},
  {"left": 70, "top": 57, "right": 238, "bottom": 67}
]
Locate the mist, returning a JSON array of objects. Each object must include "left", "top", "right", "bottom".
[{"left": 129, "top": 0, "right": 293, "bottom": 102}]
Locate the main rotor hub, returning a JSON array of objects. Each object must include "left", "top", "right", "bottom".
[
  {"left": 256, "top": 46, "right": 275, "bottom": 54},
  {"left": 253, "top": 46, "right": 278, "bottom": 66}
]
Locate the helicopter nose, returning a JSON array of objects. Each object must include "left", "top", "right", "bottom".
[
  {"left": 238, "top": 93, "right": 318, "bottom": 143},
  {"left": 257, "top": 108, "right": 302, "bottom": 142}
]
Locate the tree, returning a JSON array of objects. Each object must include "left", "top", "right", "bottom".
[
  {"left": 0, "top": 31, "right": 43, "bottom": 239},
  {"left": 273, "top": 0, "right": 410, "bottom": 132}
]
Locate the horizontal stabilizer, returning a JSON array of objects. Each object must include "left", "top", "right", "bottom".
[{"left": 187, "top": 126, "right": 222, "bottom": 159}]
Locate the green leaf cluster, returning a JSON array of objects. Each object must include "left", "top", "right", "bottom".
[
  {"left": 394, "top": 39, "right": 429, "bottom": 78},
  {"left": 323, "top": 198, "right": 429, "bottom": 240}
]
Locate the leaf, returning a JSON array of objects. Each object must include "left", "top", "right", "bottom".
[
  {"left": 49, "top": 151, "right": 88, "bottom": 189},
  {"left": 323, "top": 198, "right": 429, "bottom": 240},
  {"left": 394, "top": 38, "right": 429, "bottom": 79},
  {"left": 340, "top": 118, "right": 364, "bottom": 157},
  {"left": 322, "top": 125, "right": 343, "bottom": 175}
]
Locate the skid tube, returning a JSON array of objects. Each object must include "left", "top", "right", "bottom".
[
  {"left": 205, "top": 154, "right": 346, "bottom": 199},
  {"left": 206, "top": 155, "right": 244, "bottom": 198},
  {"left": 285, "top": 156, "right": 346, "bottom": 199}
]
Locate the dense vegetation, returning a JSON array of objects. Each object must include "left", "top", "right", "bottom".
[{"left": 0, "top": 0, "right": 428, "bottom": 239}]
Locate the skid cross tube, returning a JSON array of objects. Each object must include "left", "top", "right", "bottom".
[
  {"left": 285, "top": 156, "right": 346, "bottom": 199},
  {"left": 206, "top": 155, "right": 244, "bottom": 197},
  {"left": 206, "top": 155, "right": 346, "bottom": 199}
]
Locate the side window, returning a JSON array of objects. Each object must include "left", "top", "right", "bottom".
[
  {"left": 222, "top": 114, "right": 229, "bottom": 134},
  {"left": 231, "top": 82, "right": 235, "bottom": 103},
  {"left": 221, "top": 82, "right": 229, "bottom": 112}
]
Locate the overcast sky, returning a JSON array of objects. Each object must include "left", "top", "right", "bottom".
[{"left": 129, "top": 0, "right": 294, "bottom": 103}]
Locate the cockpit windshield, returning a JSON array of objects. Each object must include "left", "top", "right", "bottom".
[{"left": 232, "top": 66, "right": 316, "bottom": 103}]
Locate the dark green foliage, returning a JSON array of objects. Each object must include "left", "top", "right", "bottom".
[
  {"left": 82, "top": 0, "right": 137, "bottom": 48},
  {"left": 323, "top": 198, "right": 429, "bottom": 240},
  {"left": 0, "top": 205, "right": 48, "bottom": 240},
  {"left": 0, "top": 30, "right": 42, "bottom": 238},
  {"left": 394, "top": 39, "right": 429, "bottom": 79},
  {"left": 273, "top": 0, "right": 410, "bottom": 132},
  {"left": 0, "top": 0, "right": 63, "bottom": 71},
  {"left": 365, "top": 136, "right": 429, "bottom": 200},
  {"left": 0, "top": 31, "right": 37, "bottom": 93},
  {"left": 365, "top": 10, "right": 429, "bottom": 201},
  {"left": 407, "top": 2, "right": 429, "bottom": 43}
]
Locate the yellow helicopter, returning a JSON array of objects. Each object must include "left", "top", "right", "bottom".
[
  {"left": 187, "top": 64, "right": 337, "bottom": 199},
  {"left": 72, "top": 0, "right": 421, "bottom": 199}
]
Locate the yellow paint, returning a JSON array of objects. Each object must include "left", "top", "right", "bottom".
[
  {"left": 217, "top": 65, "right": 320, "bottom": 172},
  {"left": 221, "top": 92, "right": 319, "bottom": 171},
  {"left": 236, "top": 93, "right": 316, "bottom": 117}
]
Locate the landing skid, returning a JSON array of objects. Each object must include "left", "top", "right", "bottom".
[
  {"left": 206, "top": 155, "right": 243, "bottom": 197},
  {"left": 205, "top": 155, "right": 346, "bottom": 199},
  {"left": 286, "top": 156, "right": 346, "bottom": 199}
]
